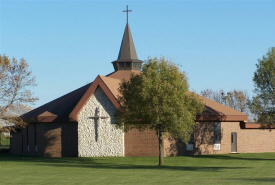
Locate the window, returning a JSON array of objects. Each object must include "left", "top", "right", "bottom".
[
  {"left": 186, "top": 132, "right": 194, "bottom": 151},
  {"left": 119, "top": 62, "right": 124, "bottom": 69},
  {"left": 213, "top": 122, "right": 221, "bottom": 144},
  {"left": 189, "top": 133, "right": 194, "bottom": 144},
  {"left": 133, "top": 63, "right": 141, "bottom": 70},
  {"left": 125, "top": 62, "right": 131, "bottom": 69}
]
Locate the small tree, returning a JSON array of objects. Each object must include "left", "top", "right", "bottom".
[
  {"left": 116, "top": 57, "right": 204, "bottom": 165},
  {"left": 0, "top": 55, "right": 38, "bottom": 132},
  {"left": 250, "top": 47, "right": 275, "bottom": 125}
]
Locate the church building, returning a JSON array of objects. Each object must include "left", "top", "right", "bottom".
[{"left": 10, "top": 8, "right": 275, "bottom": 157}]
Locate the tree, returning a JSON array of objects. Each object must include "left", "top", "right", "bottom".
[
  {"left": 200, "top": 89, "right": 225, "bottom": 104},
  {"left": 0, "top": 55, "right": 38, "bottom": 132},
  {"left": 200, "top": 89, "right": 250, "bottom": 114},
  {"left": 115, "top": 57, "right": 204, "bottom": 165},
  {"left": 250, "top": 47, "right": 275, "bottom": 125}
]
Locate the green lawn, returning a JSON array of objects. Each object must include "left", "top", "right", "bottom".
[
  {"left": 0, "top": 153, "right": 275, "bottom": 184},
  {"left": 0, "top": 138, "right": 10, "bottom": 148}
]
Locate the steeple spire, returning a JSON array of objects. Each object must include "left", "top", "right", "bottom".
[{"left": 112, "top": 6, "right": 143, "bottom": 71}]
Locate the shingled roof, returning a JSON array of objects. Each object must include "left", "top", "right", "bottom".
[
  {"left": 21, "top": 71, "right": 137, "bottom": 123},
  {"left": 197, "top": 96, "right": 248, "bottom": 122},
  {"left": 22, "top": 69, "right": 248, "bottom": 123},
  {"left": 22, "top": 82, "right": 91, "bottom": 123}
]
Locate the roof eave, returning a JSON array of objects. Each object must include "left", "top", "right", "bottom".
[
  {"left": 69, "top": 75, "right": 120, "bottom": 122},
  {"left": 196, "top": 115, "right": 248, "bottom": 122}
]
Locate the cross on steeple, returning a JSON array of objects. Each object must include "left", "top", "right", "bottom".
[{"left": 123, "top": 5, "right": 132, "bottom": 24}]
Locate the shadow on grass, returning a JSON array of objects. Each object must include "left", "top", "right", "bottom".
[
  {"left": 39, "top": 163, "right": 247, "bottom": 172},
  {"left": 185, "top": 153, "right": 275, "bottom": 161},
  {"left": 229, "top": 178, "right": 275, "bottom": 183},
  {"left": 0, "top": 153, "right": 249, "bottom": 172}
]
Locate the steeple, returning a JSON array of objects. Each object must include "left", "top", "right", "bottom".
[{"left": 112, "top": 6, "right": 143, "bottom": 71}]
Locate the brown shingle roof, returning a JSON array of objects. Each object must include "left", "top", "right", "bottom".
[
  {"left": 197, "top": 95, "right": 248, "bottom": 122},
  {"left": 22, "top": 70, "right": 248, "bottom": 123},
  {"left": 22, "top": 83, "right": 91, "bottom": 122},
  {"left": 107, "top": 70, "right": 141, "bottom": 81}
]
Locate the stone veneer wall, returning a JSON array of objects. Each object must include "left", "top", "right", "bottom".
[{"left": 78, "top": 86, "right": 124, "bottom": 157}]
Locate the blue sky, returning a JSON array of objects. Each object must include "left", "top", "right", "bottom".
[{"left": 1, "top": 1, "right": 275, "bottom": 108}]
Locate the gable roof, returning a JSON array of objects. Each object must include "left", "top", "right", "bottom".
[
  {"left": 22, "top": 82, "right": 91, "bottom": 123},
  {"left": 197, "top": 95, "right": 248, "bottom": 122},
  {"left": 69, "top": 75, "right": 121, "bottom": 122},
  {"left": 22, "top": 71, "right": 136, "bottom": 123},
  {"left": 22, "top": 69, "right": 248, "bottom": 123}
]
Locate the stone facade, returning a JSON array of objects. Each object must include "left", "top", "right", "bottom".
[{"left": 78, "top": 86, "right": 124, "bottom": 157}]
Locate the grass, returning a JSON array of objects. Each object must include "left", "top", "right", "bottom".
[
  {"left": 0, "top": 138, "right": 10, "bottom": 148},
  {"left": 0, "top": 139, "right": 10, "bottom": 146},
  {"left": 1, "top": 153, "right": 275, "bottom": 184}
]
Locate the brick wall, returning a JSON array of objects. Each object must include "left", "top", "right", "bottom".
[
  {"left": 44, "top": 125, "right": 61, "bottom": 157},
  {"left": 124, "top": 128, "right": 159, "bottom": 157},
  {"left": 11, "top": 121, "right": 275, "bottom": 157},
  {"left": 125, "top": 122, "right": 275, "bottom": 157},
  {"left": 163, "top": 137, "right": 194, "bottom": 156},
  {"left": 10, "top": 131, "right": 23, "bottom": 155},
  {"left": 60, "top": 123, "right": 78, "bottom": 157},
  {"left": 194, "top": 122, "right": 275, "bottom": 155},
  {"left": 194, "top": 122, "right": 216, "bottom": 155},
  {"left": 10, "top": 122, "right": 78, "bottom": 157},
  {"left": 222, "top": 122, "right": 275, "bottom": 154}
]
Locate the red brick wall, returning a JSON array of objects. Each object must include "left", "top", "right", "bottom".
[
  {"left": 11, "top": 121, "right": 275, "bottom": 157},
  {"left": 10, "top": 131, "right": 23, "bottom": 155},
  {"left": 194, "top": 122, "right": 275, "bottom": 155},
  {"left": 60, "top": 123, "right": 78, "bottom": 157},
  {"left": 222, "top": 122, "right": 275, "bottom": 154},
  {"left": 10, "top": 122, "right": 78, "bottom": 157},
  {"left": 194, "top": 122, "right": 215, "bottom": 155},
  {"left": 44, "top": 125, "right": 62, "bottom": 157},
  {"left": 163, "top": 137, "right": 195, "bottom": 156},
  {"left": 124, "top": 128, "right": 159, "bottom": 157}
]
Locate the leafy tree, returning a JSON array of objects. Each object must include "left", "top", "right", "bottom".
[
  {"left": 250, "top": 47, "right": 275, "bottom": 125},
  {"left": 0, "top": 55, "right": 38, "bottom": 132},
  {"left": 116, "top": 57, "right": 204, "bottom": 165}
]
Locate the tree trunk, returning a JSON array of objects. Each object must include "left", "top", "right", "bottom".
[{"left": 158, "top": 129, "right": 163, "bottom": 166}]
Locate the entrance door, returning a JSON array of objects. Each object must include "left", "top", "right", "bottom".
[{"left": 231, "top": 132, "right": 237, "bottom": 153}]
